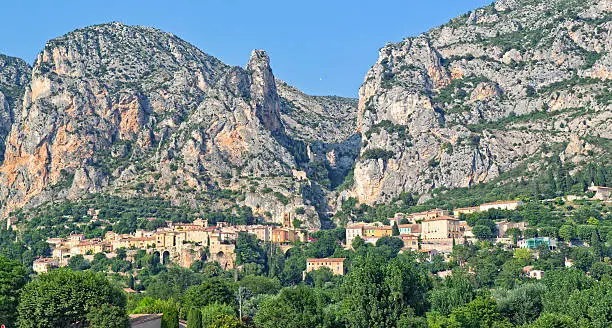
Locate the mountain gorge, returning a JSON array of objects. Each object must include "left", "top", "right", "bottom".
[{"left": 0, "top": 0, "right": 610, "bottom": 228}]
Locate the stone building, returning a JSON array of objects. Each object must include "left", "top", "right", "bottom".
[
  {"left": 306, "top": 258, "right": 346, "bottom": 275},
  {"left": 421, "top": 216, "right": 460, "bottom": 240}
]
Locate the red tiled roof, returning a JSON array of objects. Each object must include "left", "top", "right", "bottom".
[{"left": 307, "top": 258, "right": 346, "bottom": 263}]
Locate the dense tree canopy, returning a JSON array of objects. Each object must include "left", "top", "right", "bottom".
[
  {"left": 17, "top": 269, "right": 127, "bottom": 328},
  {"left": 0, "top": 256, "right": 28, "bottom": 327}
]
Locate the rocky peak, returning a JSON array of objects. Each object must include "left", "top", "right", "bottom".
[
  {"left": 349, "top": 0, "right": 611, "bottom": 205},
  {"left": 246, "top": 50, "right": 283, "bottom": 132}
]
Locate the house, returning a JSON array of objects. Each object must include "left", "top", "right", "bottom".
[
  {"left": 588, "top": 186, "right": 611, "bottom": 201},
  {"left": 33, "top": 258, "right": 58, "bottom": 274},
  {"left": 129, "top": 314, "right": 163, "bottom": 328},
  {"left": 496, "top": 221, "right": 528, "bottom": 238},
  {"left": 421, "top": 216, "right": 460, "bottom": 240},
  {"left": 399, "top": 234, "right": 419, "bottom": 250},
  {"left": 479, "top": 200, "right": 524, "bottom": 212},
  {"left": 398, "top": 224, "right": 420, "bottom": 235},
  {"left": 529, "top": 270, "right": 544, "bottom": 280},
  {"left": 453, "top": 206, "right": 479, "bottom": 217},
  {"left": 408, "top": 209, "right": 449, "bottom": 221},
  {"left": 363, "top": 226, "right": 392, "bottom": 238},
  {"left": 306, "top": 258, "right": 346, "bottom": 275},
  {"left": 436, "top": 270, "right": 453, "bottom": 279},
  {"left": 271, "top": 228, "right": 291, "bottom": 243}
]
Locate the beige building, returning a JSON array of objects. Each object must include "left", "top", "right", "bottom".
[
  {"left": 399, "top": 234, "right": 419, "bottom": 250},
  {"left": 496, "top": 221, "right": 528, "bottom": 238},
  {"left": 33, "top": 258, "right": 58, "bottom": 274},
  {"left": 346, "top": 223, "right": 365, "bottom": 247},
  {"left": 479, "top": 200, "right": 523, "bottom": 212},
  {"left": 421, "top": 216, "right": 460, "bottom": 240},
  {"left": 408, "top": 209, "right": 449, "bottom": 221},
  {"left": 589, "top": 186, "right": 611, "bottom": 201},
  {"left": 453, "top": 206, "right": 479, "bottom": 217},
  {"left": 306, "top": 258, "right": 346, "bottom": 275}
]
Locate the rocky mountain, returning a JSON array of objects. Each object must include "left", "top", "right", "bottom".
[
  {"left": 350, "top": 0, "right": 611, "bottom": 204},
  {"left": 0, "top": 22, "right": 358, "bottom": 228},
  {"left": 0, "top": 0, "right": 610, "bottom": 226}
]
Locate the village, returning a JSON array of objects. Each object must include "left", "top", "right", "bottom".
[
  {"left": 19, "top": 185, "right": 610, "bottom": 279},
  {"left": 22, "top": 185, "right": 612, "bottom": 280},
  {"left": 25, "top": 198, "right": 541, "bottom": 276}
]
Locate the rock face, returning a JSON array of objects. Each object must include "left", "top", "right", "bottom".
[
  {"left": 0, "top": 55, "right": 31, "bottom": 162},
  {"left": 0, "top": 0, "right": 610, "bottom": 222},
  {"left": 352, "top": 0, "right": 611, "bottom": 204},
  {"left": 0, "top": 23, "right": 357, "bottom": 228}
]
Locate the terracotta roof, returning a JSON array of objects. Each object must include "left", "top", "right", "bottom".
[
  {"left": 33, "top": 258, "right": 57, "bottom": 264},
  {"left": 480, "top": 200, "right": 522, "bottom": 206},
  {"left": 454, "top": 206, "right": 479, "bottom": 211},
  {"left": 365, "top": 226, "right": 392, "bottom": 230},
  {"left": 307, "top": 258, "right": 346, "bottom": 263},
  {"left": 424, "top": 215, "right": 458, "bottom": 222}
]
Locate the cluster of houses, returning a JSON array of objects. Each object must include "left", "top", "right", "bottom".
[
  {"left": 306, "top": 200, "right": 530, "bottom": 276},
  {"left": 33, "top": 218, "right": 308, "bottom": 274},
  {"left": 346, "top": 200, "right": 524, "bottom": 253},
  {"left": 27, "top": 185, "right": 610, "bottom": 278}
]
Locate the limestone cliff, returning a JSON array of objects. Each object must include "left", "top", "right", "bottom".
[
  {"left": 0, "top": 23, "right": 358, "bottom": 229},
  {"left": 0, "top": 55, "right": 31, "bottom": 162},
  {"left": 351, "top": 0, "right": 611, "bottom": 204}
]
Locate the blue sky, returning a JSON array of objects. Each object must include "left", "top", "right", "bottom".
[{"left": 0, "top": 0, "right": 491, "bottom": 97}]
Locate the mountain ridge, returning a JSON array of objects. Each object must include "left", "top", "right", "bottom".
[{"left": 0, "top": 0, "right": 610, "bottom": 228}]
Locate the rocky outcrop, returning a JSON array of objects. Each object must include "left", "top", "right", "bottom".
[
  {"left": 351, "top": 0, "right": 611, "bottom": 204},
  {"left": 0, "top": 55, "right": 31, "bottom": 162},
  {"left": 0, "top": 23, "right": 359, "bottom": 227}
]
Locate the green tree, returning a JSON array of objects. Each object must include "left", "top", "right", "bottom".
[
  {"left": 187, "top": 308, "right": 202, "bottom": 328},
  {"left": 541, "top": 269, "right": 593, "bottom": 314},
  {"left": 558, "top": 225, "right": 575, "bottom": 242},
  {"left": 392, "top": 223, "right": 400, "bottom": 236},
  {"left": 429, "top": 272, "right": 474, "bottom": 316},
  {"left": 132, "top": 298, "right": 179, "bottom": 328},
  {"left": 0, "top": 256, "right": 28, "bottom": 327},
  {"left": 524, "top": 228, "right": 538, "bottom": 239},
  {"left": 67, "top": 254, "right": 91, "bottom": 270},
  {"left": 351, "top": 235, "right": 365, "bottom": 250},
  {"left": 254, "top": 285, "right": 332, "bottom": 328},
  {"left": 375, "top": 236, "right": 405, "bottom": 259},
  {"left": 239, "top": 275, "right": 281, "bottom": 296},
  {"left": 472, "top": 225, "right": 492, "bottom": 240},
  {"left": 496, "top": 283, "right": 546, "bottom": 326},
  {"left": 235, "top": 233, "right": 266, "bottom": 270},
  {"left": 87, "top": 304, "right": 130, "bottom": 328},
  {"left": 449, "top": 296, "right": 511, "bottom": 328},
  {"left": 530, "top": 313, "right": 577, "bottom": 328},
  {"left": 201, "top": 302, "right": 236, "bottom": 327},
  {"left": 183, "top": 278, "right": 235, "bottom": 311},
  {"left": 340, "top": 254, "right": 429, "bottom": 327},
  {"left": 208, "top": 314, "right": 246, "bottom": 328},
  {"left": 17, "top": 269, "right": 126, "bottom": 328}
]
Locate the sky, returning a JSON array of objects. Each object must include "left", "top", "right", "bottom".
[{"left": 0, "top": 0, "right": 491, "bottom": 98}]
